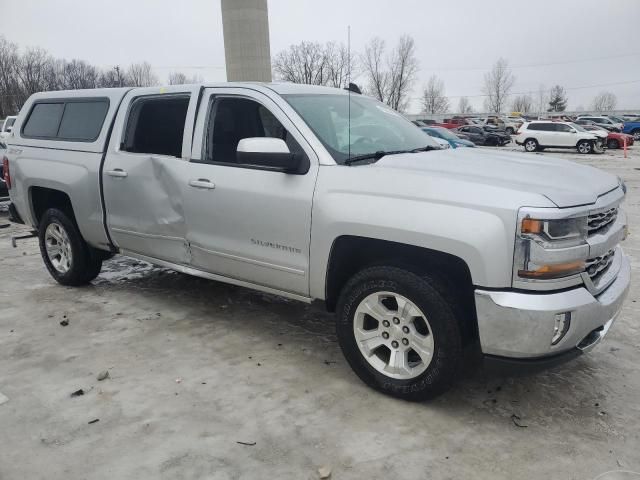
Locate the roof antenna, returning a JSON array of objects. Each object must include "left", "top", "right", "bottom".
[{"left": 347, "top": 25, "right": 351, "bottom": 161}]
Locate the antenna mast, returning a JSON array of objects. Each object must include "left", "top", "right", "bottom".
[{"left": 348, "top": 25, "right": 351, "bottom": 161}]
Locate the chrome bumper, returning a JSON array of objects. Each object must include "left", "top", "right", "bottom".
[{"left": 474, "top": 252, "right": 630, "bottom": 358}]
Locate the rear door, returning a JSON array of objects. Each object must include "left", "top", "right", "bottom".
[
  {"left": 184, "top": 87, "right": 319, "bottom": 296},
  {"left": 102, "top": 85, "right": 201, "bottom": 264}
]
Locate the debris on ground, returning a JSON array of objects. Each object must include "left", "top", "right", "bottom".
[
  {"left": 318, "top": 465, "right": 332, "bottom": 478},
  {"left": 97, "top": 370, "right": 110, "bottom": 381},
  {"left": 70, "top": 389, "right": 85, "bottom": 397},
  {"left": 510, "top": 414, "right": 528, "bottom": 428},
  {"left": 0, "top": 392, "right": 9, "bottom": 405},
  {"left": 88, "top": 419, "right": 100, "bottom": 425},
  {"left": 236, "top": 441, "right": 256, "bottom": 446},
  {"left": 175, "top": 378, "right": 182, "bottom": 383},
  {"left": 59, "top": 319, "right": 69, "bottom": 327}
]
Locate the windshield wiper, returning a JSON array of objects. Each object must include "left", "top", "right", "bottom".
[{"left": 343, "top": 145, "right": 439, "bottom": 166}]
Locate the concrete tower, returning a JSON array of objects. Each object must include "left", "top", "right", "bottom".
[{"left": 220, "top": 0, "right": 272, "bottom": 82}]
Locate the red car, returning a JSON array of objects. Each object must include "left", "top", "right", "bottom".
[
  {"left": 580, "top": 125, "right": 634, "bottom": 149},
  {"left": 606, "top": 131, "right": 634, "bottom": 149}
]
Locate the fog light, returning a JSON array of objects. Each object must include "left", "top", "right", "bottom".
[{"left": 551, "top": 312, "right": 571, "bottom": 345}]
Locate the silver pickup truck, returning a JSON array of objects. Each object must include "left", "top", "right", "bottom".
[{"left": 3, "top": 83, "right": 630, "bottom": 400}]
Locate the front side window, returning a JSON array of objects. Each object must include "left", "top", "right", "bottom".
[
  {"left": 122, "top": 95, "right": 190, "bottom": 157},
  {"left": 283, "top": 94, "right": 438, "bottom": 164},
  {"left": 204, "top": 96, "right": 303, "bottom": 165},
  {"left": 555, "top": 124, "right": 572, "bottom": 132}
]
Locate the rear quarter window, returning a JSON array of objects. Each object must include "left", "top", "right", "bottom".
[{"left": 22, "top": 103, "right": 65, "bottom": 138}]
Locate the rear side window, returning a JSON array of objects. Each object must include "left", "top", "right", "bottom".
[
  {"left": 22, "top": 103, "right": 65, "bottom": 138},
  {"left": 22, "top": 99, "right": 109, "bottom": 141},
  {"left": 58, "top": 102, "right": 109, "bottom": 141},
  {"left": 122, "top": 95, "right": 190, "bottom": 157}
]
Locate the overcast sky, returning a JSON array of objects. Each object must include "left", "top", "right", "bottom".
[{"left": 2, "top": 0, "right": 639, "bottom": 113}]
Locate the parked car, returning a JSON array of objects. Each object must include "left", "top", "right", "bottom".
[
  {"left": 457, "top": 125, "right": 511, "bottom": 146},
  {"left": 412, "top": 119, "right": 436, "bottom": 127},
  {"left": 426, "top": 134, "right": 451, "bottom": 149},
  {"left": 0, "top": 141, "right": 7, "bottom": 197},
  {"left": 576, "top": 116, "right": 623, "bottom": 132},
  {"left": 621, "top": 119, "right": 640, "bottom": 141},
  {"left": 580, "top": 125, "right": 635, "bottom": 149},
  {"left": 5, "top": 83, "right": 630, "bottom": 400},
  {"left": 0, "top": 116, "right": 16, "bottom": 140},
  {"left": 422, "top": 126, "right": 475, "bottom": 148},
  {"left": 514, "top": 121, "right": 602, "bottom": 153}
]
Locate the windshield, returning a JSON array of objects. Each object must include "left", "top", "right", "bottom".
[
  {"left": 283, "top": 94, "right": 439, "bottom": 164},
  {"left": 569, "top": 123, "right": 588, "bottom": 132}
]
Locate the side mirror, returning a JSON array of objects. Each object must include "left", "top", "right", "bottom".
[{"left": 236, "top": 137, "right": 308, "bottom": 174}]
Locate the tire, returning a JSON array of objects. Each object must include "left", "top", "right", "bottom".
[
  {"left": 524, "top": 138, "right": 538, "bottom": 152},
  {"left": 632, "top": 129, "right": 640, "bottom": 141},
  {"left": 506, "top": 127, "right": 514, "bottom": 135},
  {"left": 336, "top": 266, "right": 462, "bottom": 401},
  {"left": 38, "top": 208, "right": 102, "bottom": 286},
  {"left": 607, "top": 139, "right": 619, "bottom": 149},
  {"left": 577, "top": 140, "right": 592, "bottom": 154}
]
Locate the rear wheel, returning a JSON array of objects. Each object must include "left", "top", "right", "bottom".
[
  {"left": 336, "top": 266, "right": 462, "bottom": 401},
  {"left": 632, "top": 129, "right": 640, "bottom": 141},
  {"left": 38, "top": 208, "right": 102, "bottom": 286},
  {"left": 505, "top": 127, "right": 514, "bottom": 135},
  {"left": 524, "top": 138, "right": 539, "bottom": 152},
  {"left": 577, "top": 140, "right": 592, "bottom": 154},
  {"left": 607, "top": 139, "right": 619, "bottom": 149}
]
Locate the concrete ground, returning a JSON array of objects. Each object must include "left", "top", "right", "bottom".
[{"left": 1, "top": 145, "right": 639, "bottom": 480}]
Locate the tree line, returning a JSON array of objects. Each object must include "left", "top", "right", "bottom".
[
  {"left": 273, "top": 38, "right": 620, "bottom": 115},
  {"left": 0, "top": 36, "right": 200, "bottom": 118}
]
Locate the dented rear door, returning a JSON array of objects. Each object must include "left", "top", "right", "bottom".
[{"left": 102, "top": 85, "right": 201, "bottom": 264}]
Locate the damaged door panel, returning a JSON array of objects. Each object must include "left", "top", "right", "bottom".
[{"left": 102, "top": 86, "right": 201, "bottom": 264}]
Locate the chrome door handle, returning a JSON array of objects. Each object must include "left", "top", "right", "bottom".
[
  {"left": 188, "top": 178, "right": 216, "bottom": 190},
  {"left": 106, "top": 168, "right": 128, "bottom": 178}
]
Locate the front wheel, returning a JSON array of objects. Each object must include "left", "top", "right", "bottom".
[
  {"left": 506, "top": 127, "right": 514, "bottom": 135},
  {"left": 38, "top": 208, "right": 103, "bottom": 286},
  {"left": 577, "top": 140, "right": 592, "bottom": 154},
  {"left": 632, "top": 129, "right": 640, "bottom": 141},
  {"left": 607, "top": 139, "right": 619, "bottom": 149},
  {"left": 524, "top": 138, "right": 539, "bottom": 152},
  {"left": 336, "top": 266, "right": 462, "bottom": 401}
]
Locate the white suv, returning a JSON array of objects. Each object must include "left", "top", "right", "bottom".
[{"left": 514, "top": 121, "right": 601, "bottom": 154}]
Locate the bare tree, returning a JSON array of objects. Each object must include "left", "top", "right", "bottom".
[
  {"left": 98, "top": 66, "right": 128, "bottom": 88},
  {"left": 14, "top": 47, "right": 56, "bottom": 106},
  {"left": 482, "top": 58, "right": 515, "bottom": 113},
  {"left": 591, "top": 91, "right": 617, "bottom": 111},
  {"left": 0, "top": 36, "right": 21, "bottom": 116},
  {"left": 536, "top": 84, "right": 548, "bottom": 114},
  {"left": 127, "top": 62, "right": 158, "bottom": 87},
  {"left": 511, "top": 94, "right": 533, "bottom": 113},
  {"left": 421, "top": 75, "right": 449, "bottom": 114},
  {"left": 362, "top": 35, "right": 418, "bottom": 112},
  {"left": 272, "top": 41, "right": 328, "bottom": 85},
  {"left": 60, "top": 59, "right": 100, "bottom": 90},
  {"left": 361, "top": 37, "right": 389, "bottom": 103},
  {"left": 168, "top": 71, "right": 204, "bottom": 85},
  {"left": 323, "top": 42, "right": 356, "bottom": 88},
  {"left": 386, "top": 35, "right": 418, "bottom": 112},
  {"left": 458, "top": 96, "right": 473, "bottom": 114}
]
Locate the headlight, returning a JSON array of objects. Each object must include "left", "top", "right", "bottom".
[{"left": 515, "top": 215, "right": 588, "bottom": 281}]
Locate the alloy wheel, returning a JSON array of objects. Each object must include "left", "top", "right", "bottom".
[
  {"left": 353, "top": 291, "right": 434, "bottom": 380},
  {"left": 45, "top": 222, "right": 72, "bottom": 273}
]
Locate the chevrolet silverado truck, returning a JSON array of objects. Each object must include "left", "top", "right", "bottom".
[{"left": 3, "top": 83, "right": 631, "bottom": 400}]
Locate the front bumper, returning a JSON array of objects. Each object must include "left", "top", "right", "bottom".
[{"left": 474, "top": 252, "right": 630, "bottom": 359}]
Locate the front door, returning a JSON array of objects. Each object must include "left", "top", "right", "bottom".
[
  {"left": 184, "top": 87, "right": 319, "bottom": 296},
  {"left": 102, "top": 86, "right": 200, "bottom": 264}
]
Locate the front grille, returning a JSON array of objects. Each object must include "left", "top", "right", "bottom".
[
  {"left": 588, "top": 207, "right": 617, "bottom": 235},
  {"left": 586, "top": 249, "right": 615, "bottom": 281}
]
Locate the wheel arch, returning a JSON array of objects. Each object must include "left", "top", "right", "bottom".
[{"left": 323, "top": 236, "right": 479, "bottom": 342}]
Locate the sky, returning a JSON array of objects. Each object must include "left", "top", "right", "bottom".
[{"left": 1, "top": 0, "right": 640, "bottom": 114}]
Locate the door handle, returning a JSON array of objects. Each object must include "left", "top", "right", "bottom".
[
  {"left": 106, "top": 168, "right": 128, "bottom": 178},
  {"left": 188, "top": 178, "right": 216, "bottom": 190}
]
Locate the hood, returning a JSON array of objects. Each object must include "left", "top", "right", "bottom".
[
  {"left": 375, "top": 147, "right": 619, "bottom": 208},
  {"left": 454, "top": 138, "right": 476, "bottom": 147}
]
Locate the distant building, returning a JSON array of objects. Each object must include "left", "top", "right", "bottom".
[{"left": 220, "top": 0, "right": 272, "bottom": 82}]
